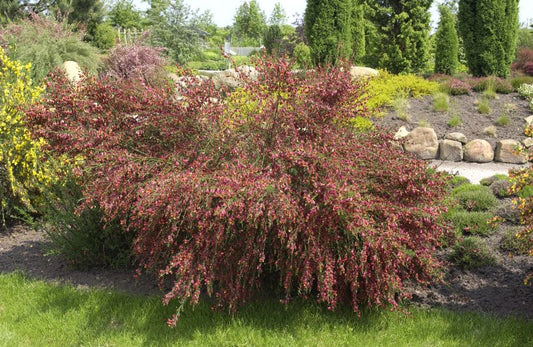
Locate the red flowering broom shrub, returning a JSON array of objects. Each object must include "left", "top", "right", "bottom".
[{"left": 25, "top": 57, "right": 450, "bottom": 325}]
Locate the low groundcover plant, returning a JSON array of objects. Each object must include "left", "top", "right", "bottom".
[{"left": 24, "top": 57, "right": 451, "bottom": 326}]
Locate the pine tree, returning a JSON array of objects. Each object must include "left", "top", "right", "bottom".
[
  {"left": 435, "top": 4, "right": 459, "bottom": 75},
  {"left": 365, "top": 0, "right": 432, "bottom": 74},
  {"left": 304, "top": 0, "right": 352, "bottom": 65},
  {"left": 458, "top": 0, "right": 519, "bottom": 77},
  {"left": 350, "top": 0, "right": 365, "bottom": 64}
]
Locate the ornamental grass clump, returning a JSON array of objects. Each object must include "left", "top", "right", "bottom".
[{"left": 25, "top": 57, "right": 451, "bottom": 326}]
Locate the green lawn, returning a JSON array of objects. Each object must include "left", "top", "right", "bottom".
[{"left": 0, "top": 272, "right": 531, "bottom": 346}]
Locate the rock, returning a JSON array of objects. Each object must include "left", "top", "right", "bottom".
[
  {"left": 525, "top": 115, "right": 533, "bottom": 125},
  {"left": 403, "top": 127, "right": 439, "bottom": 159},
  {"left": 464, "top": 139, "right": 494, "bottom": 163},
  {"left": 522, "top": 138, "right": 533, "bottom": 148},
  {"left": 495, "top": 139, "right": 528, "bottom": 164},
  {"left": 212, "top": 66, "right": 258, "bottom": 91},
  {"left": 349, "top": 66, "right": 379, "bottom": 79},
  {"left": 394, "top": 126, "right": 409, "bottom": 140},
  {"left": 61, "top": 61, "right": 83, "bottom": 83},
  {"left": 444, "top": 132, "right": 467, "bottom": 144},
  {"left": 439, "top": 139, "right": 463, "bottom": 161}
]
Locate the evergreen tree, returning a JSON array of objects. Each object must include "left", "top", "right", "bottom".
[
  {"left": 304, "top": 0, "right": 352, "bottom": 65},
  {"left": 263, "top": 24, "right": 282, "bottom": 55},
  {"left": 108, "top": 0, "right": 143, "bottom": 30},
  {"left": 365, "top": 0, "right": 432, "bottom": 73},
  {"left": 435, "top": 4, "right": 458, "bottom": 75},
  {"left": 458, "top": 0, "right": 519, "bottom": 77},
  {"left": 233, "top": 0, "right": 266, "bottom": 46},
  {"left": 0, "top": 0, "right": 22, "bottom": 24},
  {"left": 350, "top": 0, "right": 365, "bottom": 64}
]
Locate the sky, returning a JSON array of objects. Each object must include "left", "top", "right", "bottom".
[{"left": 133, "top": 0, "right": 533, "bottom": 28}]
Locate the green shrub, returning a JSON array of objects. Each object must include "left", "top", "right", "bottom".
[
  {"left": 499, "top": 227, "right": 533, "bottom": 255},
  {"left": 350, "top": 116, "right": 375, "bottom": 132},
  {"left": 480, "top": 174, "right": 509, "bottom": 186},
  {"left": 92, "top": 22, "right": 117, "bottom": 50},
  {"left": 449, "top": 237, "right": 496, "bottom": 269},
  {"left": 451, "top": 184, "right": 498, "bottom": 211},
  {"left": 445, "top": 208, "right": 497, "bottom": 236},
  {"left": 366, "top": 71, "right": 439, "bottom": 114},
  {"left": 0, "top": 15, "right": 101, "bottom": 82},
  {"left": 517, "top": 184, "right": 533, "bottom": 199},
  {"left": 517, "top": 84, "right": 533, "bottom": 100},
  {"left": 40, "top": 172, "right": 134, "bottom": 270},
  {"left": 433, "top": 92, "right": 450, "bottom": 112},
  {"left": 293, "top": 43, "right": 312, "bottom": 69},
  {"left": 510, "top": 76, "right": 533, "bottom": 90},
  {"left": 449, "top": 175, "right": 470, "bottom": 189}
]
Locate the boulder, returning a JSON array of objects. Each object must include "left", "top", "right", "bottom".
[
  {"left": 495, "top": 139, "right": 528, "bottom": 164},
  {"left": 394, "top": 126, "right": 409, "bottom": 140},
  {"left": 464, "top": 139, "right": 494, "bottom": 163},
  {"left": 212, "top": 66, "right": 258, "bottom": 91},
  {"left": 444, "top": 132, "right": 467, "bottom": 144},
  {"left": 525, "top": 115, "right": 533, "bottom": 125},
  {"left": 403, "top": 127, "right": 439, "bottom": 159},
  {"left": 439, "top": 139, "right": 463, "bottom": 161},
  {"left": 349, "top": 66, "right": 379, "bottom": 79},
  {"left": 522, "top": 137, "right": 533, "bottom": 148},
  {"left": 61, "top": 61, "right": 83, "bottom": 83}
]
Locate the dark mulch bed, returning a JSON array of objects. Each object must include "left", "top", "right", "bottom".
[{"left": 375, "top": 92, "right": 532, "bottom": 148}]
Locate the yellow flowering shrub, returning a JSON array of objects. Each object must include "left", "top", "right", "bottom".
[
  {"left": 0, "top": 47, "right": 50, "bottom": 227},
  {"left": 364, "top": 70, "right": 440, "bottom": 116}
]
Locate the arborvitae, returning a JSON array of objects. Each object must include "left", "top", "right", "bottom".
[
  {"left": 435, "top": 4, "right": 459, "bottom": 75},
  {"left": 458, "top": 0, "right": 519, "bottom": 77},
  {"left": 351, "top": 0, "right": 365, "bottom": 64},
  {"left": 365, "top": 0, "right": 432, "bottom": 74},
  {"left": 304, "top": 0, "right": 352, "bottom": 65}
]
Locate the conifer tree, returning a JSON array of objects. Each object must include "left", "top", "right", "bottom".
[
  {"left": 304, "top": 0, "right": 352, "bottom": 65},
  {"left": 351, "top": 0, "right": 365, "bottom": 64},
  {"left": 435, "top": 4, "right": 459, "bottom": 75},
  {"left": 365, "top": 0, "right": 432, "bottom": 73},
  {"left": 458, "top": 0, "right": 519, "bottom": 77}
]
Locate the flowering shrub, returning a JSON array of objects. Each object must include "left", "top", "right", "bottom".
[
  {"left": 25, "top": 57, "right": 450, "bottom": 325},
  {"left": 463, "top": 76, "right": 513, "bottom": 94},
  {"left": 104, "top": 44, "right": 169, "bottom": 87},
  {"left": 0, "top": 47, "right": 50, "bottom": 227},
  {"left": 366, "top": 71, "right": 440, "bottom": 114},
  {"left": 445, "top": 78, "right": 472, "bottom": 95},
  {"left": 517, "top": 84, "right": 533, "bottom": 100}
]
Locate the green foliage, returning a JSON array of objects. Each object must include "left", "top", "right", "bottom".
[
  {"left": 365, "top": 71, "right": 440, "bottom": 113},
  {"left": 0, "top": 0, "right": 22, "bottom": 24},
  {"left": 433, "top": 92, "right": 450, "bottom": 112},
  {"left": 304, "top": 0, "right": 352, "bottom": 65},
  {"left": 500, "top": 227, "right": 533, "bottom": 255},
  {"left": 92, "top": 22, "right": 117, "bottom": 50},
  {"left": 366, "top": 0, "right": 432, "bottom": 73},
  {"left": 517, "top": 84, "right": 533, "bottom": 100},
  {"left": 233, "top": 0, "right": 266, "bottom": 46},
  {"left": 458, "top": 0, "right": 519, "bottom": 77},
  {"left": 449, "top": 175, "right": 471, "bottom": 189},
  {"left": 293, "top": 43, "right": 312, "bottom": 69},
  {"left": 145, "top": 0, "right": 202, "bottom": 65},
  {"left": 350, "top": 116, "right": 374, "bottom": 132},
  {"left": 449, "top": 237, "right": 497, "bottom": 269},
  {"left": 480, "top": 174, "right": 509, "bottom": 186},
  {"left": 451, "top": 183, "right": 498, "bottom": 211},
  {"left": 495, "top": 115, "right": 510, "bottom": 126},
  {"left": 263, "top": 25, "right": 282, "bottom": 55},
  {"left": 435, "top": 5, "right": 459, "bottom": 75},
  {"left": 445, "top": 209, "right": 497, "bottom": 236},
  {"left": 483, "top": 78, "right": 497, "bottom": 99},
  {"left": 40, "top": 172, "right": 134, "bottom": 270},
  {"left": 0, "top": 16, "right": 101, "bottom": 82},
  {"left": 517, "top": 185, "right": 533, "bottom": 199},
  {"left": 447, "top": 112, "right": 462, "bottom": 127},
  {"left": 516, "top": 27, "right": 533, "bottom": 50},
  {"left": 350, "top": 0, "right": 365, "bottom": 64},
  {"left": 108, "top": 0, "right": 143, "bottom": 30},
  {"left": 268, "top": 2, "right": 286, "bottom": 26},
  {"left": 477, "top": 98, "right": 491, "bottom": 114},
  {"left": 510, "top": 76, "right": 533, "bottom": 89},
  {"left": 392, "top": 93, "right": 410, "bottom": 121}
]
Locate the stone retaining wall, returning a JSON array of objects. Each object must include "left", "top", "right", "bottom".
[{"left": 397, "top": 126, "right": 530, "bottom": 164}]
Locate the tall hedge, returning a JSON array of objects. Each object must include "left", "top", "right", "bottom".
[
  {"left": 350, "top": 0, "right": 365, "bottom": 64},
  {"left": 366, "top": 0, "right": 432, "bottom": 74},
  {"left": 435, "top": 4, "right": 459, "bottom": 75},
  {"left": 304, "top": 0, "right": 352, "bottom": 65},
  {"left": 458, "top": 0, "right": 519, "bottom": 77}
]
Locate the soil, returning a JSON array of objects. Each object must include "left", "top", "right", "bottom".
[
  {"left": 375, "top": 92, "right": 532, "bottom": 148},
  {"left": 1, "top": 92, "right": 532, "bottom": 321}
]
